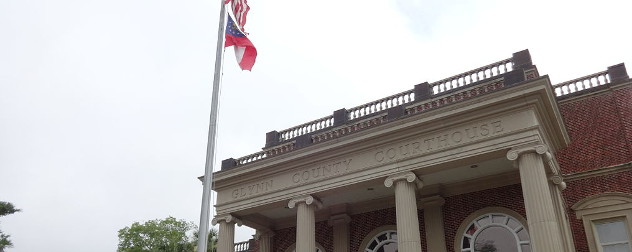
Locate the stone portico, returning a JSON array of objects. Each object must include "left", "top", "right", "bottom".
[{"left": 209, "top": 50, "right": 632, "bottom": 252}]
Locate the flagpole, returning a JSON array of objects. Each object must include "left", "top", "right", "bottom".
[{"left": 198, "top": 1, "right": 226, "bottom": 252}]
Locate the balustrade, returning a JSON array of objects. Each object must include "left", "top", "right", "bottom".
[
  {"left": 278, "top": 116, "right": 334, "bottom": 142},
  {"left": 554, "top": 70, "right": 610, "bottom": 97},
  {"left": 430, "top": 58, "right": 513, "bottom": 95},
  {"left": 221, "top": 54, "right": 535, "bottom": 170},
  {"left": 347, "top": 90, "right": 414, "bottom": 120},
  {"left": 234, "top": 241, "right": 250, "bottom": 252}
]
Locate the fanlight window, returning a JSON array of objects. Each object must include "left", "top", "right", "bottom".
[
  {"left": 461, "top": 213, "right": 531, "bottom": 252},
  {"left": 365, "top": 230, "right": 398, "bottom": 252}
]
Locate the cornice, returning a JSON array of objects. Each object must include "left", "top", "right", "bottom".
[{"left": 564, "top": 162, "right": 632, "bottom": 182}]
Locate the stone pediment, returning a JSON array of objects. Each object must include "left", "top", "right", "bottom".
[{"left": 572, "top": 192, "right": 632, "bottom": 211}]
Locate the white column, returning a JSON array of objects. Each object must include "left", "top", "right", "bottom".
[
  {"left": 289, "top": 195, "right": 322, "bottom": 252},
  {"left": 420, "top": 196, "right": 447, "bottom": 252},
  {"left": 507, "top": 144, "right": 564, "bottom": 252},
  {"left": 329, "top": 214, "right": 351, "bottom": 252},
  {"left": 255, "top": 230, "right": 274, "bottom": 252},
  {"left": 212, "top": 214, "right": 242, "bottom": 252},
  {"left": 385, "top": 172, "right": 423, "bottom": 252}
]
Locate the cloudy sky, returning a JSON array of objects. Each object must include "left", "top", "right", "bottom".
[{"left": 1, "top": 0, "right": 631, "bottom": 251}]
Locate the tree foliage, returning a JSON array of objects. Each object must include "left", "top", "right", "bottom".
[
  {"left": 117, "top": 216, "right": 217, "bottom": 252},
  {"left": 193, "top": 228, "right": 218, "bottom": 252},
  {"left": 0, "top": 201, "right": 21, "bottom": 250}
]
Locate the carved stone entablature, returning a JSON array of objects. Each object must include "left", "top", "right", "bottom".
[
  {"left": 384, "top": 171, "right": 424, "bottom": 189},
  {"left": 288, "top": 195, "right": 323, "bottom": 209},
  {"left": 211, "top": 214, "right": 243, "bottom": 226},
  {"left": 507, "top": 144, "right": 566, "bottom": 189}
]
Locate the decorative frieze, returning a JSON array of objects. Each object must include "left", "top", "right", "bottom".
[{"left": 216, "top": 112, "right": 535, "bottom": 211}]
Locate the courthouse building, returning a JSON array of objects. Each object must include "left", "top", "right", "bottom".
[{"left": 211, "top": 50, "right": 632, "bottom": 252}]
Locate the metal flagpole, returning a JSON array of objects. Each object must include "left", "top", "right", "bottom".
[{"left": 198, "top": 1, "right": 226, "bottom": 252}]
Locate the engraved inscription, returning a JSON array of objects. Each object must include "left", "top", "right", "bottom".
[
  {"left": 232, "top": 180, "right": 273, "bottom": 199},
  {"left": 374, "top": 120, "right": 503, "bottom": 162},
  {"left": 292, "top": 158, "right": 352, "bottom": 184}
]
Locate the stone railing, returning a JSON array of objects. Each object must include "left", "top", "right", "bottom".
[
  {"left": 347, "top": 90, "right": 415, "bottom": 120},
  {"left": 230, "top": 141, "right": 295, "bottom": 166},
  {"left": 235, "top": 241, "right": 251, "bottom": 252},
  {"left": 278, "top": 116, "right": 334, "bottom": 142},
  {"left": 430, "top": 58, "right": 513, "bottom": 95},
  {"left": 311, "top": 114, "right": 388, "bottom": 144},
  {"left": 554, "top": 71, "right": 610, "bottom": 97},
  {"left": 553, "top": 63, "right": 630, "bottom": 98},
  {"left": 220, "top": 50, "right": 537, "bottom": 170}
]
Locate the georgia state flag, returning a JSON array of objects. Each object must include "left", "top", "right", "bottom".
[{"left": 225, "top": 14, "right": 257, "bottom": 71}]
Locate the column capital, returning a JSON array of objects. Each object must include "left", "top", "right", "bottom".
[
  {"left": 384, "top": 171, "right": 423, "bottom": 189},
  {"left": 212, "top": 214, "right": 243, "bottom": 226},
  {"left": 507, "top": 144, "right": 548, "bottom": 161},
  {"left": 328, "top": 213, "right": 351, "bottom": 226},
  {"left": 288, "top": 195, "right": 323, "bottom": 209},
  {"left": 549, "top": 175, "right": 567, "bottom": 190}
]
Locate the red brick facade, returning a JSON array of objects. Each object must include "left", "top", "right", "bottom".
[
  {"left": 563, "top": 170, "right": 632, "bottom": 252},
  {"left": 556, "top": 85, "right": 632, "bottom": 174},
  {"left": 443, "top": 184, "right": 525, "bottom": 252},
  {"left": 246, "top": 76, "right": 632, "bottom": 252}
]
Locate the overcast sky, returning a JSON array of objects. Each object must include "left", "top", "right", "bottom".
[{"left": 1, "top": 0, "right": 631, "bottom": 251}]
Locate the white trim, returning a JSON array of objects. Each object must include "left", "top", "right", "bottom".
[{"left": 455, "top": 208, "right": 530, "bottom": 252}]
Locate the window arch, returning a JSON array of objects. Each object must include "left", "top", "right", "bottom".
[
  {"left": 455, "top": 207, "right": 530, "bottom": 252},
  {"left": 572, "top": 192, "right": 632, "bottom": 252},
  {"left": 358, "top": 225, "right": 398, "bottom": 252}
]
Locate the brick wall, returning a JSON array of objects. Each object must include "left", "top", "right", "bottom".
[
  {"left": 443, "top": 184, "right": 526, "bottom": 252},
  {"left": 556, "top": 85, "right": 632, "bottom": 174},
  {"left": 563, "top": 170, "right": 632, "bottom": 252},
  {"left": 348, "top": 208, "right": 397, "bottom": 252},
  {"left": 268, "top": 84, "right": 631, "bottom": 252}
]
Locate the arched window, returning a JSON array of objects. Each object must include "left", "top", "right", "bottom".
[
  {"left": 456, "top": 208, "right": 530, "bottom": 252},
  {"left": 358, "top": 226, "right": 398, "bottom": 252},
  {"left": 572, "top": 192, "right": 632, "bottom": 252},
  {"left": 365, "top": 230, "right": 398, "bottom": 252}
]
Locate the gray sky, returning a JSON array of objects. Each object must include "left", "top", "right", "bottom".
[{"left": 1, "top": 0, "right": 631, "bottom": 251}]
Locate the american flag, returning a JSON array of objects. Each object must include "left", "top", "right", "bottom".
[{"left": 224, "top": 0, "right": 250, "bottom": 31}]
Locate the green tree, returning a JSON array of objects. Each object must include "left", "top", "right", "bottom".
[
  {"left": 0, "top": 201, "right": 21, "bottom": 251},
  {"left": 117, "top": 216, "right": 197, "bottom": 252},
  {"left": 193, "top": 228, "right": 218, "bottom": 252}
]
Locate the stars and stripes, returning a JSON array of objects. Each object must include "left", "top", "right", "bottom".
[{"left": 224, "top": 0, "right": 250, "bottom": 30}]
